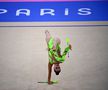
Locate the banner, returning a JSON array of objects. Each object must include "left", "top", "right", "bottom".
[{"left": 0, "top": 1, "right": 108, "bottom": 22}]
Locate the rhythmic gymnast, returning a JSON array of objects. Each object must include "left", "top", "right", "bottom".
[{"left": 45, "top": 30, "right": 72, "bottom": 84}]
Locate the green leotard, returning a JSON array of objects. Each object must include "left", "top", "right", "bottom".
[{"left": 48, "top": 37, "right": 70, "bottom": 64}]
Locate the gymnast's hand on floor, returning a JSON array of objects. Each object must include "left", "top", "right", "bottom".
[{"left": 48, "top": 81, "right": 53, "bottom": 85}]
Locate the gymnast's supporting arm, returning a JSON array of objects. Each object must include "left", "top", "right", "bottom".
[{"left": 48, "top": 62, "right": 53, "bottom": 84}]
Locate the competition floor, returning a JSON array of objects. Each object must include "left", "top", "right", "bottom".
[{"left": 0, "top": 22, "right": 108, "bottom": 90}]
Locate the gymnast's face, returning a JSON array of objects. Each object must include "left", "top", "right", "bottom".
[{"left": 54, "top": 64, "right": 61, "bottom": 75}]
